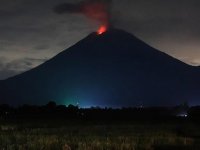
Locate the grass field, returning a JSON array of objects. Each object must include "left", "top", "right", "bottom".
[{"left": 0, "top": 118, "right": 200, "bottom": 150}]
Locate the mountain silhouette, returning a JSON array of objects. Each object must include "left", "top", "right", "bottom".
[{"left": 0, "top": 28, "right": 200, "bottom": 107}]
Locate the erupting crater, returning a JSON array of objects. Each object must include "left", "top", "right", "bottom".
[{"left": 97, "top": 25, "right": 107, "bottom": 35}]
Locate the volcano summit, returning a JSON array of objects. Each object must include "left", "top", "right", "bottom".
[{"left": 0, "top": 28, "right": 200, "bottom": 107}]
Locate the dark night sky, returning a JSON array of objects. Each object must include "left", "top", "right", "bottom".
[{"left": 1, "top": 0, "right": 200, "bottom": 80}]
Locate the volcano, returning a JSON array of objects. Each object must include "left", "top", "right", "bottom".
[{"left": 0, "top": 28, "right": 200, "bottom": 107}]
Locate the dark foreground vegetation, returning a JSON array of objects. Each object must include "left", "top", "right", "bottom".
[{"left": 1, "top": 102, "right": 200, "bottom": 150}]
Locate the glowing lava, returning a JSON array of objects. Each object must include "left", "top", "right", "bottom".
[{"left": 97, "top": 25, "right": 107, "bottom": 35}]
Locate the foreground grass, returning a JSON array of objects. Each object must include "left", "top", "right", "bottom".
[{"left": 0, "top": 119, "right": 200, "bottom": 150}]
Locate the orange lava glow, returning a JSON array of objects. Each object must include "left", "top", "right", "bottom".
[{"left": 97, "top": 25, "right": 107, "bottom": 35}]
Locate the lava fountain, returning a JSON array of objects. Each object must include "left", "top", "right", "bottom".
[{"left": 97, "top": 25, "right": 107, "bottom": 35}]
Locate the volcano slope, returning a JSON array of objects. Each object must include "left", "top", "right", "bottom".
[{"left": 0, "top": 29, "right": 200, "bottom": 107}]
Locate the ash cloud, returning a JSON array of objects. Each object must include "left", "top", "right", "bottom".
[{"left": 54, "top": 0, "right": 112, "bottom": 27}]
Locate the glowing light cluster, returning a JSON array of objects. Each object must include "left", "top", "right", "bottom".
[{"left": 97, "top": 25, "right": 107, "bottom": 35}]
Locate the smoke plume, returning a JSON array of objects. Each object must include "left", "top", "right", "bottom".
[{"left": 54, "top": 0, "right": 112, "bottom": 27}]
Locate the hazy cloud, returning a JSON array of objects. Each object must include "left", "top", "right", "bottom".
[
  {"left": 0, "top": 57, "right": 47, "bottom": 80},
  {"left": 54, "top": 0, "right": 112, "bottom": 27}
]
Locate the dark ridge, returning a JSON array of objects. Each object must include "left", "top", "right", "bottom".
[{"left": 0, "top": 28, "right": 200, "bottom": 106}]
